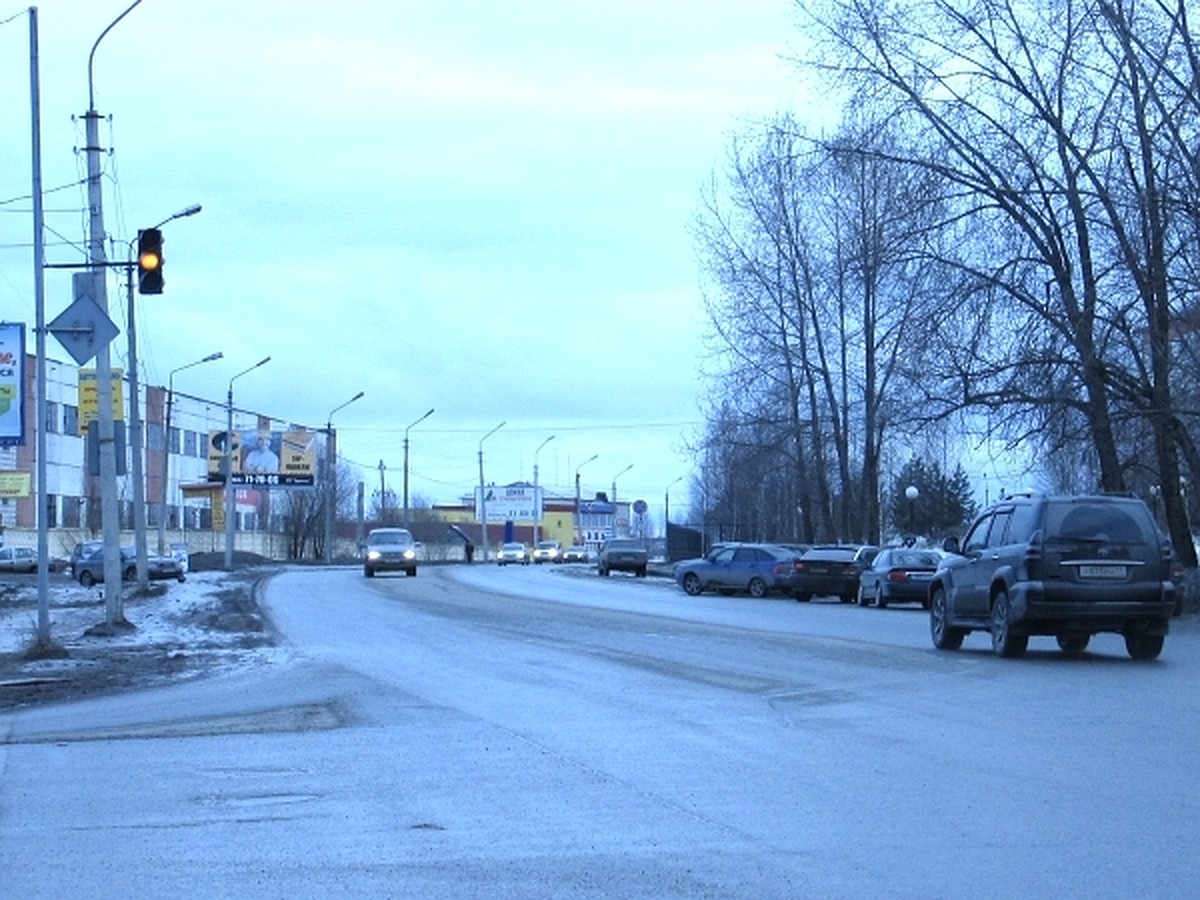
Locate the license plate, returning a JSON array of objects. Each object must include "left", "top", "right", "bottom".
[{"left": 1078, "top": 564, "right": 1127, "bottom": 579}]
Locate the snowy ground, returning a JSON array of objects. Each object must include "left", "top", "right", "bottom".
[{"left": 0, "top": 565, "right": 288, "bottom": 707}]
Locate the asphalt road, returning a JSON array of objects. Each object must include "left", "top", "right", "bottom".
[{"left": 2, "top": 564, "right": 1199, "bottom": 899}]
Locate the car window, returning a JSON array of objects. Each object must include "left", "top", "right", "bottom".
[
  {"left": 1047, "top": 502, "right": 1150, "bottom": 544},
  {"left": 1005, "top": 503, "right": 1038, "bottom": 544},
  {"left": 732, "top": 547, "right": 757, "bottom": 563},
  {"left": 962, "top": 513, "right": 993, "bottom": 554},
  {"left": 987, "top": 510, "right": 1014, "bottom": 548}
]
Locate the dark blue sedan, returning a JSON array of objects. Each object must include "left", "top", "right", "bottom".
[{"left": 674, "top": 543, "right": 797, "bottom": 598}]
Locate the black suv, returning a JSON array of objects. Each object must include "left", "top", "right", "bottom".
[{"left": 928, "top": 493, "right": 1176, "bottom": 660}]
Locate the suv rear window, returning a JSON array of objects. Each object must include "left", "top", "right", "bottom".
[{"left": 1044, "top": 501, "right": 1151, "bottom": 544}]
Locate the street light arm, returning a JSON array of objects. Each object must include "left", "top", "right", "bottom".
[
  {"left": 327, "top": 390, "right": 365, "bottom": 424},
  {"left": 230, "top": 355, "right": 271, "bottom": 391}
]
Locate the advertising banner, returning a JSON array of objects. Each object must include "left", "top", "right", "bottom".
[
  {"left": 207, "top": 428, "right": 316, "bottom": 487},
  {"left": 78, "top": 367, "right": 125, "bottom": 432},
  {"left": 474, "top": 484, "right": 544, "bottom": 523},
  {"left": 0, "top": 323, "right": 25, "bottom": 447}
]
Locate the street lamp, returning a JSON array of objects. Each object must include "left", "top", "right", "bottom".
[
  {"left": 403, "top": 408, "right": 435, "bottom": 529},
  {"left": 610, "top": 464, "right": 633, "bottom": 539},
  {"left": 126, "top": 204, "right": 203, "bottom": 586},
  {"left": 478, "top": 421, "right": 505, "bottom": 562},
  {"left": 224, "top": 356, "right": 270, "bottom": 570},
  {"left": 574, "top": 453, "right": 598, "bottom": 545},
  {"left": 905, "top": 485, "right": 919, "bottom": 546},
  {"left": 324, "top": 390, "right": 365, "bottom": 564},
  {"left": 532, "top": 434, "right": 555, "bottom": 547},
  {"left": 664, "top": 475, "right": 683, "bottom": 560},
  {"left": 157, "top": 351, "right": 222, "bottom": 556}
]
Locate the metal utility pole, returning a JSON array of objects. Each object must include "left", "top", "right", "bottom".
[
  {"left": 532, "top": 434, "right": 554, "bottom": 547},
  {"left": 477, "top": 421, "right": 505, "bottom": 562},
  {"left": 224, "top": 357, "right": 270, "bottom": 570},
  {"left": 86, "top": 0, "right": 144, "bottom": 626},
  {"left": 157, "top": 352, "right": 222, "bottom": 555},
  {"left": 574, "top": 453, "right": 598, "bottom": 546},
  {"left": 402, "top": 408, "right": 434, "bottom": 529},
  {"left": 324, "top": 391, "right": 364, "bottom": 564}
]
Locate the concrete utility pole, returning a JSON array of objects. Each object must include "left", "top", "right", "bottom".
[
  {"left": 532, "top": 435, "right": 554, "bottom": 547},
  {"left": 477, "top": 421, "right": 505, "bottom": 562},
  {"left": 324, "top": 391, "right": 364, "bottom": 564},
  {"left": 86, "top": 0, "right": 145, "bottom": 626},
  {"left": 402, "top": 408, "right": 434, "bottom": 529}
]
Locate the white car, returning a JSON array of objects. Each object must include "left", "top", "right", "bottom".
[{"left": 497, "top": 542, "right": 529, "bottom": 566}]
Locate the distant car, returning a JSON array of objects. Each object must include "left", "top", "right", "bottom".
[
  {"left": 73, "top": 545, "right": 185, "bottom": 588},
  {"left": 857, "top": 547, "right": 941, "bottom": 608},
  {"left": 929, "top": 492, "right": 1176, "bottom": 659},
  {"left": 497, "top": 542, "right": 529, "bottom": 566},
  {"left": 597, "top": 538, "right": 648, "bottom": 577},
  {"left": 563, "top": 544, "right": 589, "bottom": 563},
  {"left": 532, "top": 540, "right": 564, "bottom": 564},
  {"left": 674, "top": 543, "right": 796, "bottom": 598},
  {"left": 0, "top": 546, "right": 38, "bottom": 574},
  {"left": 787, "top": 545, "right": 879, "bottom": 603},
  {"left": 69, "top": 540, "right": 103, "bottom": 580},
  {"left": 363, "top": 527, "right": 418, "bottom": 577}
]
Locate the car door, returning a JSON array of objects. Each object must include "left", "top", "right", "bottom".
[{"left": 951, "top": 510, "right": 1004, "bottom": 617}]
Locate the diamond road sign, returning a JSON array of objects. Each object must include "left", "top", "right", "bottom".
[{"left": 48, "top": 272, "right": 119, "bottom": 365}]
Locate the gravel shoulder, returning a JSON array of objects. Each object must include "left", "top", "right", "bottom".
[{"left": 0, "top": 560, "right": 284, "bottom": 711}]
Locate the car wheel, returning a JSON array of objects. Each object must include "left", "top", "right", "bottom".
[
  {"left": 930, "top": 586, "right": 965, "bottom": 650},
  {"left": 875, "top": 592, "right": 888, "bottom": 609},
  {"left": 856, "top": 584, "right": 869, "bottom": 606},
  {"left": 364, "top": 566, "right": 374, "bottom": 578},
  {"left": 1056, "top": 634, "right": 1090, "bottom": 656},
  {"left": 177, "top": 573, "right": 187, "bottom": 583},
  {"left": 1124, "top": 631, "right": 1164, "bottom": 661},
  {"left": 79, "top": 571, "right": 96, "bottom": 588},
  {"left": 406, "top": 567, "right": 417, "bottom": 577},
  {"left": 682, "top": 572, "right": 702, "bottom": 596},
  {"left": 637, "top": 567, "right": 647, "bottom": 578},
  {"left": 122, "top": 566, "right": 136, "bottom": 582},
  {"left": 839, "top": 593, "right": 855, "bottom": 604},
  {"left": 990, "top": 590, "right": 1028, "bottom": 658},
  {"left": 793, "top": 592, "right": 811, "bottom": 603},
  {"left": 599, "top": 567, "right": 609, "bottom": 577},
  {"left": 748, "top": 577, "right": 768, "bottom": 598}
]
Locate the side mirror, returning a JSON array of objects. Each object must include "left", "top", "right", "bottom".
[{"left": 942, "top": 536, "right": 961, "bottom": 555}]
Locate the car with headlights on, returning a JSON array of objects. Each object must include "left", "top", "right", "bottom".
[
  {"left": 532, "top": 540, "right": 564, "bottom": 564},
  {"left": 497, "top": 542, "right": 530, "bottom": 566},
  {"left": 363, "top": 527, "right": 418, "bottom": 577},
  {"left": 857, "top": 547, "right": 941, "bottom": 608},
  {"left": 563, "top": 544, "right": 589, "bottom": 563},
  {"left": 674, "top": 543, "right": 797, "bottom": 598}
]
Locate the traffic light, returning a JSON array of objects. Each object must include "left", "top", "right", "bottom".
[{"left": 137, "top": 228, "right": 164, "bottom": 294}]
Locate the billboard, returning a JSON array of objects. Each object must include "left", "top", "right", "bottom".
[
  {"left": 0, "top": 323, "right": 25, "bottom": 446},
  {"left": 474, "top": 484, "right": 544, "bottom": 523},
  {"left": 206, "top": 428, "right": 317, "bottom": 487}
]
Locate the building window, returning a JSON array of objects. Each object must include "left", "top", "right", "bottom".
[
  {"left": 63, "top": 404, "right": 79, "bottom": 435},
  {"left": 184, "top": 430, "right": 198, "bottom": 457},
  {"left": 63, "top": 497, "right": 81, "bottom": 528},
  {"left": 45, "top": 401, "right": 59, "bottom": 434},
  {"left": 147, "top": 422, "right": 164, "bottom": 453},
  {"left": 168, "top": 426, "right": 181, "bottom": 454},
  {"left": 45, "top": 493, "right": 58, "bottom": 528}
]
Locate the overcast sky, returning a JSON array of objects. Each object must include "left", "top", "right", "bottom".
[{"left": 1, "top": 1, "right": 810, "bottom": 518}]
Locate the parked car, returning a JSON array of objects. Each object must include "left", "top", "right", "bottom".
[
  {"left": 0, "top": 546, "right": 39, "bottom": 573},
  {"left": 69, "top": 540, "right": 103, "bottom": 580},
  {"left": 532, "top": 540, "right": 564, "bottom": 564},
  {"left": 563, "top": 544, "right": 589, "bottom": 563},
  {"left": 497, "top": 542, "right": 530, "bottom": 566},
  {"left": 786, "top": 544, "right": 879, "bottom": 603},
  {"left": 73, "top": 545, "right": 186, "bottom": 587},
  {"left": 169, "top": 542, "right": 190, "bottom": 574},
  {"left": 929, "top": 493, "right": 1176, "bottom": 660},
  {"left": 363, "top": 527, "right": 418, "bottom": 577},
  {"left": 597, "top": 538, "right": 649, "bottom": 577},
  {"left": 857, "top": 547, "right": 942, "bottom": 608},
  {"left": 674, "top": 543, "right": 797, "bottom": 598}
]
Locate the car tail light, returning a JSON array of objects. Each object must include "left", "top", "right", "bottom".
[
  {"left": 886, "top": 570, "right": 909, "bottom": 583},
  {"left": 842, "top": 564, "right": 857, "bottom": 576}
]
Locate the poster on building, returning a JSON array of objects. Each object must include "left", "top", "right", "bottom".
[
  {"left": 0, "top": 323, "right": 25, "bottom": 447},
  {"left": 206, "top": 428, "right": 316, "bottom": 487}
]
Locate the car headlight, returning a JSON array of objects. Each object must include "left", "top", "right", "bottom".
[
  {"left": 368, "top": 550, "right": 382, "bottom": 561},
  {"left": 403, "top": 549, "right": 415, "bottom": 560}
]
